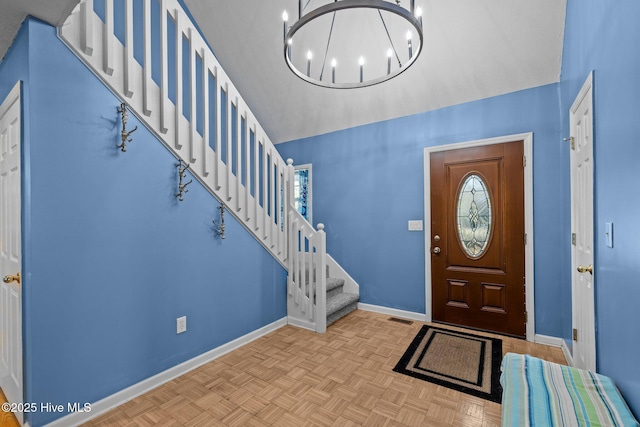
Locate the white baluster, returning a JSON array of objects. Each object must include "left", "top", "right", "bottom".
[
  {"left": 123, "top": 0, "right": 134, "bottom": 98},
  {"left": 214, "top": 68, "right": 222, "bottom": 190},
  {"left": 159, "top": 0, "right": 169, "bottom": 133},
  {"left": 103, "top": 0, "right": 114, "bottom": 76},
  {"left": 174, "top": 8, "right": 183, "bottom": 149},
  {"left": 226, "top": 93, "right": 233, "bottom": 201},
  {"left": 80, "top": 0, "right": 94, "bottom": 56},
  {"left": 188, "top": 28, "right": 197, "bottom": 163},
  {"left": 201, "top": 51, "right": 210, "bottom": 177},
  {"left": 142, "top": 0, "right": 152, "bottom": 116}
]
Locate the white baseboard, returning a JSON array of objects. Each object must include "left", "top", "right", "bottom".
[
  {"left": 357, "top": 303, "right": 427, "bottom": 322},
  {"left": 561, "top": 339, "right": 574, "bottom": 367},
  {"left": 534, "top": 334, "right": 564, "bottom": 347},
  {"left": 45, "top": 317, "right": 287, "bottom": 427},
  {"left": 534, "top": 334, "right": 574, "bottom": 366},
  {"left": 287, "top": 316, "right": 316, "bottom": 332}
]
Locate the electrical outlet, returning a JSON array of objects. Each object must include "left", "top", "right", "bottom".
[{"left": 176, "top": 316, "right": 187, "bottom": 334}]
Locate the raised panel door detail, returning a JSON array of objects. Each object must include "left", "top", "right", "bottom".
[
  {"left": 480, "top": 283, "right": 506, "bottom": 314},
  {"left": 446, "top": 280, "right": 470, "bottom": 309}
]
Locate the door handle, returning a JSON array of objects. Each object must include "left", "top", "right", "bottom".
[
  {"left": 577, "top": 265, "right": 593, "bottom": 275},
  {"left": 3, "top": 272, "right": 20, "bottom": 284},
  {"left": 433, "top": 247, "right": 441, "bottom": 255}
]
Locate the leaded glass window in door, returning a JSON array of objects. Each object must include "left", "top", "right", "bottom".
[{"left": 456, "top": 173, "right": 492, "bottom": 258}]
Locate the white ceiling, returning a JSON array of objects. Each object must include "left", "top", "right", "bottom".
[
  {"left": 0, "top": 0, "right": 79, "bottom": 61},
  {"left": 0, "top": 0, "right": 566, "bottom": 144}
]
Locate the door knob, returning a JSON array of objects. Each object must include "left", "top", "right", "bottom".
[
  {"left": 577, "top": 265, "right": 593, "bottom": 275},
  {"left": 3, "top": 272, "right": 20, "bottom": 284},
  {"left": 433, "top": 247, "right": 441, "bottom": 255}
]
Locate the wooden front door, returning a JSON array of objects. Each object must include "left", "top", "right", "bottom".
[{"left": 430, "top": 141, "right": 526, "bottom": 337}]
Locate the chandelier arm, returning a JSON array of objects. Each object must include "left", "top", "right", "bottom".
[
  {"left": 378, "top": 9, "right": 402, "bottom": 67},
  {"left": 319, "top": 11, "right": 337, "bottom": 81}
]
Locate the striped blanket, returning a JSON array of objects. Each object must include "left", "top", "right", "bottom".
[{"left": 500, "top": 353, "right": 639, "bottom": 426}]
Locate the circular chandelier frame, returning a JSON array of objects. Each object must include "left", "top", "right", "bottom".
[{"left": 284, "top": 0, "right": 424, "bottom": 89}]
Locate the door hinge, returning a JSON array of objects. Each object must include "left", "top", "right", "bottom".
[
  {"left": 573, "top": 328, "right": 578, "bottom": 341},
  {"left": 523, "top": 155, "right": 526, "bottom": 167},
  {"left": 572, "top": 233, "right": 576, "bottom": 246},
  {"left": 524, "top": 233, "right": 528, "bottom": 245},
  {"left": 525, "top": 311, "right": 528, "bottom": 323}
]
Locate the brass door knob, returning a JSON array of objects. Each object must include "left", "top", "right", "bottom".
[
  {"left": 433, "top": 247, "right": 441, "bottom": 255},
  {"left": 577, "top": 265, "right": 593, "bottom": 275},
  {"left": 3, "top": 272, "right": 20, "bottom": 284}
]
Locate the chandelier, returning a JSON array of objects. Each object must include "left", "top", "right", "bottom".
[{"left": 282, "top": 0, "right": 424, "bottom": 89}]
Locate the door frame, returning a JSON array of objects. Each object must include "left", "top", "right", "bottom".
[
  {"left": 423, "top": 133, "right": 535, "bottom": 341},
  {"left": 570, "top": 71, "right": 596, "bottom": 370}
]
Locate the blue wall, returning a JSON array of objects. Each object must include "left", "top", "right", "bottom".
[
  {"left": 560, "top": 0, "right": 640, "bottom": 416},
  {"left": 277, "top": 83, "right": 570, "bottom": 339},
  {"left": 0, "top": 19, "right": 286, "bottom": 426}
]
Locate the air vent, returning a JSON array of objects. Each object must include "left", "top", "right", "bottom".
[{"left": 388, "top": 317, "right": 414, "bottom": 325}]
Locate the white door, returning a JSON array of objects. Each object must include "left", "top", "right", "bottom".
[
  {"left": 0, "top": 81, "right": 23, "bottom": 424},
  {"left": 570, "top": 73, "right": 596, "bottom": 371}
]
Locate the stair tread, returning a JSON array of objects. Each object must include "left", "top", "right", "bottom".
[
  {"left": 326, "top": 292, "right": 359, "bottom": 316},
  {"left": 304, "top": 277, "right": 345, "bottom": 296}
]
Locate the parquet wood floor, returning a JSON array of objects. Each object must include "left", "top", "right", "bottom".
[{"left": 83, "top": 310, "right": 566, "bottom": 426}]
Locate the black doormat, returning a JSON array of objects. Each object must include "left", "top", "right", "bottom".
[{"left": 393, "top": 325, "right": 503, "bottom": 403}]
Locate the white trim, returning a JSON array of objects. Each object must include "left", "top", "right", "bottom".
[
  {"left": 570, "top": 71, "right": 593, "bottom": 114},
  {"left": 44, "top": 317, "right": 287, "bottom": 427},
  {"left": 562, "top": 340, "right": 574, "bottom": 367},
  {"left": 286, "top": 316, "right": 317, "bottom": 332},
  {"left": 0, "top": 81, "right": 21, "bottom": 118},
  {"left": 423, "top": 133, "right": 535, "bottom": 341},
  {"left": 327, "top": 254, "right": 359, "bottom": 295},
  {"left": 534, "top": 334, "right": 564, "bottom": 347},
  {"left": 534, "top": 334, "right": 574, "bottom": 367},
  {"left": 357, "top": 303, "right": 427, "bottom": 322}
]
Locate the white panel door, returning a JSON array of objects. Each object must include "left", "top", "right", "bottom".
[
  {"left": 0, "top": 81, "right": 23, "bottom": 424},
  {"left": 570, "top": 73, "right": 596, "bottom": 372}
]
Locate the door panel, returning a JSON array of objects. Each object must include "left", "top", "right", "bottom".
[
  {"left": 0, "top": 82, "right": 22, "bottom": 424},
  {"left": 431, "top": 141, "right": 525, "bottom": 337},
  {"left": 571, "top": 75, "right": 595, "bottom": 371}
]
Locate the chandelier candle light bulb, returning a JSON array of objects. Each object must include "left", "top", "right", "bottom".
[
  {"left": 331, "top": 58, "right": 337, "bottom": 83},
  {"left": 407, "top": 30, "right": 413, "bottom": 59},
  {"left": 359, "top": 56, "right": 365, "bottom": 82},
  {"left": 282, "top": 10, "right": 288, "bottom": 41},
  {"left": 416, "top": 6, "right": 423, "bottom": 27},
  {"left": 387, "top": 48, "right": 393, "bottom": 74},
  {"left": 306, "top": 50, "right": 313, "bottom": 77}
]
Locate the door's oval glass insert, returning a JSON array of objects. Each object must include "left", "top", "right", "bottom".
[{"left": 457, "top": 174, "right": 492, "bottom": 258}]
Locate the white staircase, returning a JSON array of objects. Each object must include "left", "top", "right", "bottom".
[{"left": 58, "top": 0, "right": 358, "bottom": 332}]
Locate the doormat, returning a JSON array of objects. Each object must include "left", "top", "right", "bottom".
[{"left": 393, "top": 325, "right": 503, "bottom": 402}]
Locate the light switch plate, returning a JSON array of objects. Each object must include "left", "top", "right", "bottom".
[
  {"left": 605, "top": 222, "right": 613, "bottom": 248},
  {"left": 408, "top": 220, "right": 423, "bottom": 231}
]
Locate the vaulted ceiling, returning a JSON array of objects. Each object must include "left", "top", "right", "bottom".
[{"left": 0, "top": 0, "right": 566, "bottom": 143}]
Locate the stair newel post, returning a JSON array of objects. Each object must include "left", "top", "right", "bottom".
[{"left": 316, "top": 223, "right": 327, "bottom": 333}]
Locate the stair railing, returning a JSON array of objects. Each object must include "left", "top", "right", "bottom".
[
  {"left": 286, "top": 160, "right": 327, "bottom": 333},
  {"left": 59, "top": 0, "right": 288, "bottom": 264},
  {"left": 59, "top": 0, "right": 329, "bottom": 332}
]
